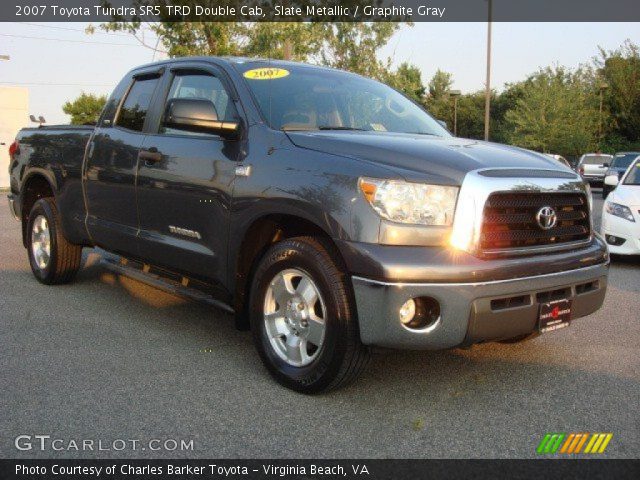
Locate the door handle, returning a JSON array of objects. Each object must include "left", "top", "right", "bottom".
[{"left": 138, "top": 148, "right": 162, "bottom": 165}]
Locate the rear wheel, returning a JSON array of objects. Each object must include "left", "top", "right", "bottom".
[
  {"left": 249, "top": 236, "right": 370, "bottom": 393},
  {"left": 27, "top": 198, "right": 82, "bottom": 284}
]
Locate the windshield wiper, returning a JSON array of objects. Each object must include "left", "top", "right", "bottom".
[
  {"left": 405, "top": 131, "right": 441, "bottom": 137},
  {"left": 317, "top": 126, "right": 368, "bottom": 131}
]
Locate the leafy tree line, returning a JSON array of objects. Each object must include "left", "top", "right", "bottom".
[
  {"left": 64, "top": 20, "right": 640, "bottom": 160},
  {"left": 424, "top": 40, "right": 640, "bottom": 158}
]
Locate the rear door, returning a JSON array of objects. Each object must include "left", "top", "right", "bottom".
[
  {"left": 84, "top": 69, "right": 162, "bottom": 256},
  {"left": 134, "top": 62, "right": 244, "bottom": 286}
]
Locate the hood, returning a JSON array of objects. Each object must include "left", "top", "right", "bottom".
[
  {"left": 611, "top": 184, "right": 640, "bottom": 206},
  {"left": 285, "top": 131, "right": 572, "bottom": 184}
]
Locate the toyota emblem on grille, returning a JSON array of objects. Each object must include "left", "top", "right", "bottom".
[{"left": 536, "top": 206, "right": 558, "bottom": 230}]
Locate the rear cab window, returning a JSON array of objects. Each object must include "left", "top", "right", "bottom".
[{"left": 581, "top": 155, "right": 612, "bottom": 165}]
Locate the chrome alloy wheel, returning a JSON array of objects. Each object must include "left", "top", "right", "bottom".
[
  {"left": 263, "top": 268, "right": 327, "bottom": 367},
  {"left": 31, "top": 214, "right": 51, "bottom": 270}
]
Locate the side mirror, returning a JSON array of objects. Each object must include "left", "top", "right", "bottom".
[
  {"left": 437, "top": 119, "right": 448, "bottom": 130},
  {"left": 163, "top": 98, "right": 239, "bottom": 139},
  {"left": 604, "top": 174, "right": 619, "bottom": 187}
]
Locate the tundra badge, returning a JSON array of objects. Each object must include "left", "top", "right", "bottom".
[{"left": 169, "top": 225, "right": 202, "bottom": 240}]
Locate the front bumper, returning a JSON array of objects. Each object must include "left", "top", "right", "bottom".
[
  {"left": 7, "top": 194, "right": 20, "bottom": 221},
  {"left": 602, "top": 209, "right": 640, "bottom": 255},
  {"left": 352, "top": 262, "right": 608, "bottom": 350}
]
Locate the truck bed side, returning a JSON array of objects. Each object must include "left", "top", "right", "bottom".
[{"left": 11, "top": 125, "right": 93, "bottom": 246}]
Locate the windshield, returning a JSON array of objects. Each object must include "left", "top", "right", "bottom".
[
  {"left": 581, "top": 155, "right": 612, "bottom": 165},
  {"left": 612, "top": 153, "right": 639, "bottom": 169},
  {"left": 238, "top": 63, "right": 450, "bottom": 137},
  {"left": 623, "top": 161, "right": 640, "bottom": 185}
]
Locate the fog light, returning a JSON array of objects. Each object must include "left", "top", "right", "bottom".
[
  {"left": 399, "top": 299, "right": 416, "bottom": 325},
  {"left": 400, "top": 297, "right": 441, "bottom": 331},
  {"left": 605, "top": 234, "right": 626, "bottom": 246}
]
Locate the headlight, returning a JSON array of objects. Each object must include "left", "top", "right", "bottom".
[
  {"left": 359, "top": 178, "right": 458, "bottom": 226},
  {"left": 605, "top": 201, "right": 635, "bottom": 222}
]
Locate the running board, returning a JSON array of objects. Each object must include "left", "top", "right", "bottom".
[{"left": 100, "top": 254, "right": 234, "bottom": 314}]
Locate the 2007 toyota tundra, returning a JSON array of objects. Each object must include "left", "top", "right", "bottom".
[{"left": 7, "top": 57, "right": 608, "bottom": 392}]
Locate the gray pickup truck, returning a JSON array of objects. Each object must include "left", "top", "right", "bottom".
[{"left": 7, "top": 57, "right": 608, "bottom": 392}]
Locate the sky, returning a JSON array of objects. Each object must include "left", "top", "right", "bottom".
[{"left": 1, "top": 22, "right": 639, "bottom": 125}]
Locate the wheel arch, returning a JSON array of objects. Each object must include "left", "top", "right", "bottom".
[
  {"left": 20, "top": 171, "right": 57, "bottom": 247},
  {"left": 231, "top": 213, "right": 348, "bottom": 330}
]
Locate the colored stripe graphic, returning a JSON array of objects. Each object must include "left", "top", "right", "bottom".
[
  {"left": 584, "top": 433, "right": 599, "bottom": 453},
  {"left": 538, "top": 433, "right": 613, "bottom": 454},
  {"left": 537, "top": 434, "right": 552, "bottom": 454},
  {"left": 537, "top": 433, "right": 565, "bottom": 454},
  {"left": 550, "top": 434, "right": 565, "bottom": 453},
  {"left": 560, "top": 434, "right": 575, "bottom": 453},
  {"left": 598, "top": 434, "right": 613, "bottom": 453},
  {"left": 574, "top": 433, "right": 589, "bottom": 453}
]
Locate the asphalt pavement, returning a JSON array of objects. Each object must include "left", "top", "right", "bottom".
[{"left": 1, "top": 190, "right": 638, "bottom": 459}]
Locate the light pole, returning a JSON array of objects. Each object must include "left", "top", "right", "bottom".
[
  {"left": 484, "top": 0, "right": 492, "bottom": 141},
  {"left": 449, "top": 89, "right": 461, "bottom": 136},
  {"left": 598, "top": 82, "right": 608, "bottom": 148}
]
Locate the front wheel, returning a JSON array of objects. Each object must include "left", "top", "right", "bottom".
[
  {"left": 27, "top": 198, "right": 83, "bottom": 284},
  {"left": 249, "top": 237, "right": 370, "bottom": 393}
]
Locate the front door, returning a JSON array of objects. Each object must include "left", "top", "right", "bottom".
[{"left": 135, "top": 66, "right": 243, "bottom": 287}]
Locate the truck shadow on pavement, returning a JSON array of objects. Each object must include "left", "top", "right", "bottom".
[{"left": 2, "top": 248, "right": 637, "bottom": 458}]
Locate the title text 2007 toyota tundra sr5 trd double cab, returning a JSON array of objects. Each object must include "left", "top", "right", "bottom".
[{"left": 7, "top": 58, "right": 608, "bottom": 392}]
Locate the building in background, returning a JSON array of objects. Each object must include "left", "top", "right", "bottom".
[{"left": 0, "top": 87, "right": 29, "bottom": 189}]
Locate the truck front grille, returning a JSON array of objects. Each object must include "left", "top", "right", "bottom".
[{"left": 480, "top": 192, "right": 591, "bottom": 252}]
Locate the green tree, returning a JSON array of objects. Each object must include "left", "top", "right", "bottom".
[
  {"left": 385, "top": 62, "right": 425, "bottom": 102},
  {"left": 490, "top": 81, "right": 528, "bottom": 143},
  {"left": 92, "top": 5, "right": 403, "bottom": 72},
  {"left": 423, "top": 70, "right": 454, "bottom": 127},
  {"left": 317, "top": 23, "right": 401, "bottom": 80},
  {"left": 455, "top": 91, "right": 486, "bottom": 139},
  {"left": 427, "top": 69, "right": 453, "bottom": 99},
  {"left": 504, "top": 67, "right": 599, "bottom": 156},
  {"left": 92, "top": 14, "right": 421, "bottom": 97},
  {"left": 243, "top": 23, "right": 322, "bottom": 61},
  {"left": 595, "top": 40, "right": 640, "bottom": 145},
  {"left": 62, "top": 93, "right": 107, "bottom": 125}
]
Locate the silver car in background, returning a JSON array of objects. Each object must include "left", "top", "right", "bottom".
[{"left": 578, "top": 153, "right": 614, "bottom": 184}]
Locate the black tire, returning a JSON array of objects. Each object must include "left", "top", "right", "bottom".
[
  {"left": 26, "top": 198, "right": 82, "bottom": 285},
  {"left": 249, "top": 236, "right": 370, "bottom": 393}
]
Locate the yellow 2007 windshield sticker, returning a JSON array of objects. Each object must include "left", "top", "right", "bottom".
[{"left": 243, "top": 68, "right": 290, "bottom": 80}]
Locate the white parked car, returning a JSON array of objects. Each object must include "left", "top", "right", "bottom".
[{"left": 601, "top": 158, "right": 640, "bottom": 255}]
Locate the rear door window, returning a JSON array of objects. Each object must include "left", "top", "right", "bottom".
[{"left": 116, "top": 77, "right": 160, "bottom": 132}]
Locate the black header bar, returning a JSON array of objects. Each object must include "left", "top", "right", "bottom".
[{"left": 4, "top": 0, "right": 640, "bottom": 22}]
